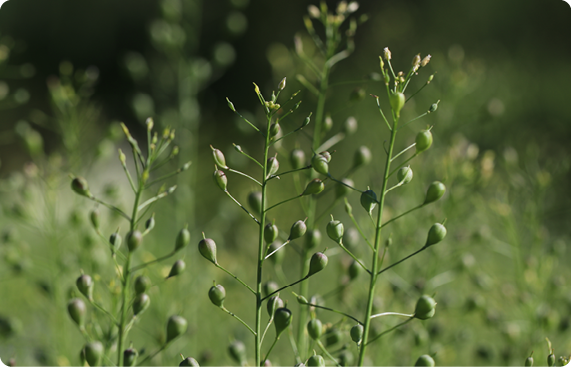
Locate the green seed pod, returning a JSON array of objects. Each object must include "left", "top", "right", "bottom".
[
  {"left": 548, "top": 354, "right": 555, "bottom": 367},
  {"left": 267, "top": 295, "right": 284, "bottom": 317},
  {"left": 289, "top": 220, "right": 307, "bottom": 240},
  {"left": 397, "top": 166, "right": 413, "bottom": 184},
  {"left": 415, "top": 130, "right": 433, "bottom": 153},
  {"left": 296, "top": 294, "right": 309, "bottom": 304},
  {"left": 127, "top": 230, "right": 143, "bottom": 252},
  {"left": 307, "top": 318, "right": 323, "bottom": 340},
  {"left": 264, "top": 223, "right": 279, "bottom": 244},
  {"left": 175, "top": 227, "right": 191, "bottom": 252},
  {"left": 305, "top": 229, "right": 321, "bottom": 250},
  {"left": 198, "top": 237, "right": 217, "bottom": 264},
  {"left": 166, "top": 315, "right": 188, "bottom": 342},
  {"left": 525, "top": 356, "right": 534, "bottom": 366},
  {"left": 134, "top": 275, "right": 151, "bottom": 295},
  {"left": 228, "top": 340, "right": 247, "bottom": 366},
  {"left": 424, "top": 181, "right": 446, "bottom": 204},
  {"left": 133, "top": 293, "right": 150, "bottom": 315},
  {"left": 268, "top": 241, "right": 285, "bottom": 265},
  {"left": 353, "top": 146, "right": 372, "bottom": 167},
  {"left": 338, "top": 349, "right": 354, "bottom": 367},
  {"left": 325, "top": 327, "right": 342, "bottom": 346},
  {"left": 83, "top": 341, "right": 103, "bottom": 367},
  {"left": 76, "top": 274, "right": 94, "bottom": 301},
  {"left": 274, "top": 307, "right": 293, "bottom": 337},
  {"left": 428, "top": 102, "right": 439, "bottom": 113},
  {"left": 248, "top": 191, "right": 263, "bottom": 215},
  {"left": 89, "top": 209, "right": 100, "bottom": 230},
  {"left": 389, "top": 92, "right": 406, "bottom": 116},
  {"left": 208, "top": 284, "right": 225, "bottom": 307},
  {"left": 348, "top": 259, "right": 361, "bottom": 280},
  {"left": 335, "top": 178, "right": 354, "bottom": 198},
  {"left": 308, "top": 252, "right": 328, "bottom": 276},
  {"left": 179, "top": 357, "right": 200, "bottom": 366},
  {"left": 167, "top": 260, "right": 186, "bottom": 278},
  {"left": 311, "top": 154, "right": 329, "bottom": 175},
  {"left": 360, "top": 189, "right": 378, "bottom": 214},
  {"left": 210, "top": 145, "right": 228, "bottom": 169},
  {"left": 307, "top": 355, "right": 325, "bottom": 367},
  {"left": 109, "top": 232, "right": 122, "bottom": 253},
  {"left": 267, "top": 156, "right": 279, "bottom": 177},
  {"left": 415, "top": 295, "right": 437, "bottom": 320},
  {"left": 414, "top": 355, "right": 435, "bottom": 366},
  {"left": 67, "top": 298, "right": 86, "bottom": 327},
  {"left": 269, "top": 122, "right": 281, "bottom": 139},
  {"left": 71, "top": 177, "right": 92, "bottom": 197},
  {"left": 327, "top": 219, "right": 344, "bottom": 243},
  {"left": 263, "top": 281, "right": 279, "bottom": 297},
  {"left": 213, "top": 170, "right": 228, "bottom": 191},
  {"left": 145, "top": 215, "right": 155, "bottom": 231},
  {"left": 123, "top": 348, "right": 138, "bottom": 366},
  {"left": 322, "top": 115, "right": 333, "bottom": 133},
  {"left": 350, "top": 324, "right": 364, "bottom": 344},
  {"left": 302, "top": 179, "right": 325, "bottom": 196},
  {"left": 426, "top": 223, "right": 447, "bottom": 247},
  {"left": 342, "top": 116, "right": 358, "bottom": 135},
  {"left": 290, "top": 149, "right": 306, "bottom": 170}
]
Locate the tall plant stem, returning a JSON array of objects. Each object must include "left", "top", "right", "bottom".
[{"left": 357, "top": 115, "right": 399, "bottom": 366}]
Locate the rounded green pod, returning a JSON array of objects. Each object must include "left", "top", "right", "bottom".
[
  {"left": 179, "top": 357, "right": 200, "bottom": 366},
  {"left": 89, "top": 209, "right": 100, "bottom": 230},
  {"left": 133, "top": 293, "right": 150, "bottom": 315},
  {"left": 67, "top": 298, "right": 86, "bottom": 328},
  {"left": 167, "top": 260, "right": 186, "bottom": 278},
  {"left": 429, "top": 102, "right": 439, "bottom": 113},
  {"left": 71, "top": 177, "right": 92, "bottom": 197},
  {"left": 353, "top": 146, "right": 371, "bottom": 167},
  {"left": 269, "top": 122, "right": 280, "bottom": 138},
  {"left": 264, "top": 223, "right": 279, "bottom": 244},
  {"left": 322, "top": 115, "right": 333, "bottom": 133},
  {"left": 263, "top": 281, "right": 279, "bottom": 297},
  {"left": 175, "top": 227, "right": 191, "bottom": 252},
  {"left": 390, "top": 92, "right": 406, "bottom": 116},
  {"left": 228, "top": 340, "right": 247, "bottom": 366},
  {"left": 208, "top": 284, "right": 226, "bottom": 307},
  {"left": 424, "top": 181, "right": 446, "bottom": 204},
  {"left": 525, "top": 356, "right": 534, "bottom": 366},
  {"left": 308, "top": 252, "right": 328, "bottom": 276},
  {"left": 350, "top": 324, "right": 364, "bottom": 344},
  {"left": 338, "top": 350, "right": 354, "bottom": 367},
  {"left": 83, "top": 341, "right": 103, "bottom": 366},
  {"left": 342, "top": 116, "right": 358, "bottom": 134},
  {"left": 348, "top": 260, "right": 361, "bottom": 280},
  {"left": 127, "top": 230, "right": 143, "bottom": 252},
  {"left": 274, "top": 307, "right": 293, "bottom": 337},
  {"left": 335, "top": 178, "right": 354, "bottom": 198},
  {"left": 307, "top": 318, "right": 323, "bottom": 340},
  {"left": 76, "top": 274, "right": 94, "bottom": 301},
  {"left": 397, "top": 166, "right": 413, "bottom": 184},
  {"left": 415, "top": 295, "right": 437, "bottom": 320},
  {"left": 267, "top": 295, "right": 284, "bottom": 317},
  {"left": 326, "top": 219, "right": 344, "bottom": 243},
  {"left": 213, "top": 170, "right": 228, "bottom": 191},
  {"left": 289, "top": 220, "right": 307, "bottom": 240},
  {"left": 548, "top": 354, "right": 555, "bottom": 367},
  {"left": 414, "top": 355, "right": 435, "bottom": 366},
  {"left": 325, "top": 327, "right": 342, "bottom": 346},
  {"left": 210, "top": 145, "right": 228, "bottom": 169},
  {"left": 109, "top": 232, "right": 122, "bottom": 253},
  {"left": 302, "top": 179, "right": 325, "bottom": 196},
  {"left": 415, "top": 130, "right": 433, "bottom": 153},
  {"left": 304, "top": 229, "right": 321, "bottom": 250},
  {"left": 134, "top": 275, "right": 151, "bottom": 295},
  {"left": 426, "top": 223, "right": 447, "bottom": 247},
  {"left": 166, "top": 315, "right": 188, "bottom": 342},
  {"left": 311, "top": 154, "right": 329, "bottom": 175},
  {"left": 290, "top": 149, "right": 306, "bottom": 170},
  {"left": 267, "top": 156, "right": 279, "bottom": 177},
  {"left": 123, "top": 348, "right": 138, "bottom": 366},
  {"left": 248, "top": 191, "right": 263, "bottom": 215},
  {"left": 360, "top": 189, "right": 377, "bottom": 214},
  {"left": 307, "top": 355, "right": 325, "bottom": 367},
  {"left": 198, "top": 237, "right": 217, "bottom": 264}
]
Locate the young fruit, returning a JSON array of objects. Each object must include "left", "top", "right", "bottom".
[
  {"left": 311, "top": 154, "right": 329, "bottom": 175},
  {"left": 67, "top": 298, "right": 86, "bottom": 327},
  {"left": 263, "top": 281, "right": 279, "bottom": 297},
  {"left": 335, "top": 178, "right": 354, "bottom": 198},
  {"left": 210, "top": 145, "right": 228, "bottom": 169},
  {"left": 248, "top": 191, "right": 263, "bottom": 215},
  {"left": 390, "top": 92, "right": 406, "bottom": 117},
  {"left": 127, "top": 230, "right": 143, "bottom": 252},
  {"left": 198, "top": 237, "right": 217, "bottom": 264},
  {"left": 213, "top": 170, "right": 228, "bottom": 191},
  {"left": 274, "top": 307, "right": 293, "bottom": 337},
  {"left": 290, "top": 148, "right": 306, "bottom": 170},
  {"left": 175, "top": 227, "right": 191, "bottom": 252},
  {"left": 424, "top": 181, "right": 446, "bottom": 204},
  {"left": 348, "top": 260, "right": 361, "bottom": 280},
  {"left": 360, "top": 189, "right": 377, "bottom": 214},
  {"left": 350, "top": 324, "right": 364, "bottom": 344},
  {"left": 268, "top": 241, "right": 285, "bottom": 265},
  {"left": 326, "top": 219, "right": 344, "bottom": 243},
  {"left": 308, "top": 252, "right": 328, "bottom": 276},
  {"left": 166, "top": 315, "right": 188, "bottom": 342},
  {"left": 267, "top": 296, "right": 284, "bottom": 317},
  {"left": 289, "top": 220, "right": 307, "bottom": 240},
  {"left": 228, "top": 340, "right": 247, "bottom": 366},
  {"left": 307, "top": 318, "right": 323, "bottom": 340},
  {"left": 123, "top": 348, "right": 138, "bottom": 366},
  {"left": 267, "top": 156, "right": 279, "bottom": 177},
  {"left": 167, "top": 260, "right": 186, "bottom": 278},
  {"left": 307, "top": 355, "right": 325, "bottom": 367},
  {"left": 76, "top": 274, "right": 94, "bottom": 301},
  {"left": 397, "top": 166, "right": 413, "bottom": 184},
  {"left": 302, "top": 179, "right": 325, "bottom": 196},
  {"left": 304, "top": 229, "right": 321, "bottom": 250},
  {"left": 133, "top": 293, "right": 150, "bottom": 315},
  {"left": 414, "top": 354, "right": 435, "bottom": 366},
  {"left": 83, "top": 341, "right": 104, "bottom": 366},
  {"left": 71, "top": 177, "right": 92, "bottom": 197},
  {"left": 353, "top": 146, "right": 372, "bottom": 167},
  {"left": 414, "top": 295, "right": 437, "bottom": 320},
  {"left": 415, "top": 130, "right": 433, "bottom": 153},
  {"left": 208, "top": 284, "right": 226, "bottom": 307},
  {"left": 134, "top": 275, "right": 151, "bottom": 295},
  {"left": 325, "top": 327, "right": 342, "bottom": 346},
  {"left": 426, "top": 223, "right": 447, "bottom": 247},
  {"left": 179, "top": 357, "right": 200, "bottom": 366},
  {"left": 264, "top": 223, "right": 279, "bottom": 244}
]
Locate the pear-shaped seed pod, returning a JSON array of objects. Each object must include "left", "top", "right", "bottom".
[
  {"left": 326, "top": 220, "right": 344, "bottom": 243},
  {"left": 71, "top": 177, "right": 91, "bottom": 197},
  {"left": 262, "top": 281, "right": 279, "bottom": 297},
  {"left": 424, "top": 181, "right": 446, "bottom": 204},
  {"left": 548, "top": 354, "right": 555, "bottom": 367},
  {"left": 290, "top": 149, "right": 306, "bottom": 170},
  {"left": 213, "top": 170, "right": 228, "bottom": 191},
  {"left": 342, "top": 116, "right": 358, "bottom": 134},
  {"left": 228, "top": 340, "right": 247, "bottom": 366},
  {"left": 134, "top": 275, "right": 151, "bottom": 295},
  {"left": 308, "top": 252, "right": 328, "bottom": 276},
  {"left": 267, "top": 295, "right": 284, "bottom": 317},
  {"left": 307, "top": 318, "right": 323, "bottom": 340},
  {"left": 248, "top": 191, "right": 263, "bottom": 215},
  {"left": 304, "top": 229, "right": 321, "bottom": 250},
  {"left": 267, "top": 156, "right": 279, "bottom": 177},
  {"left": 198, "top": 238, "right": 217, "bottom": 264},
  {"left": 166, "top": 315, "right": 188, "bottom": 342},
  {"left": 123, "top": 348, "right": 138, "bottom": 366},
  {"left": 133, "top": 293, "right": 150, "bottom": 315},
  {"left": 109, "top": 232, "right": 122, "bottom": 253},
  {"left": 350, "top": 324, "right": 364, "bottom": 344},
  {"left": 360, "top": 190, "right": 377, "bottom": 214},
  {"left": 208, "top": 284, "right": 226, "bottom": 307},
  {"left": 83, "top": 341, "right": 104, "bottom": 367},
  {"left": 348, "top": 260, "right": 361, "bottom": 280},
  {"left": 90, "top": 209, "right": 100, "bottom": 230},
  {"left": 175, "top": 228, "right": 191, "bottom": 252},
  {"left": 67, "top": 298, "right": 86, "bottom": 327},
  {"left": 167, "top": 260, "right": 186, "bottom": 278},
  {"left": 415, "top": 130, "right": 433, "bottom": 153},
  {"left": 397, "top": 166, "right": 413, "bottom": 184},
  {"left": 414, "top": 355, "right": 435, "bottom": 366},
  {"left": 311, "top": 154, "right": 329, "bottom": 175},
  {"left": 289, "top": 220, "right": 307, "bottom": 240},
  {"left": 127, "top": 230, "right": 143, "bottom": 252},
  {"left": 307, "top": 354, "right": 325, "bottom": 367},
  {"left": 525, "top": 356, "right": 534, "bottom": 366},
  {"left": 426, "top": 223, "right": 447, "bottom": 247},
  {"left": 264, "top": 223, "right": 279, "bottom": 244},
  {"left": 389, "top": 92, "right": 406, "bottom": 116},
  {"left": 145, "top": 215, "right": 155, "bottom": 231},
  {"left": 179, "top": 357, "right": 200, "bottom": 366},
  {"left": 414, "top": 295, "right": 437, "bottom": 320},
  {"left": 210, "top": 146, "right": 228, "bottom": 169},
  {"left": 269, "top": 122, "right": 281, "bottom": 139},
  {"left": 302, "top": 179, "right": 325, "bottom": 196},
  {"left": 353, "top": 146, "right": 371, "bottom": 167},
  {"left": 274, "top": 307, "right": 293, "bottom": 337},
  {"left": 76, "top": 274, "right": 94, "bottom": 301}
]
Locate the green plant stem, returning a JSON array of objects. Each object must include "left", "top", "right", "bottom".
[
  {"left": 229, "top": 168, "right": 263, "bottom": 186},
  {"left": 262, "top": 275, "right": 310, "bottom": 302},
  {"left": 370, "top": 312, "right": 414, "bottom": 319},
  {"left": 299, "top": 300, "right": 363, "bottom": 325},
  {"left": 316, "top": 340, "right": 341, "bottom": 367},
  {"left": 377, "top": 246, "right": 429, "bottom": 275},
  {"left": 381, "top": 204, "right": 423, "bottom": 229},
  {"left": 365, "top": 317, "right": 413, "bottom": 346},
  {"left": 221, "top": 307, "right": 257, "bottom": 336},
  {"left": 215, "top": 264, "right": 256, "bottom": 295},
  {"left": 129, "top": 251, "right": 176, "bottom": 273},
  {"left": 262, "top": 336, "right": 280, "bottom": 366},
  {"left": 225, "top": 190, "right": 260, "bottom": 225}
]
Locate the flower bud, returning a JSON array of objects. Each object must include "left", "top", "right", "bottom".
[
  {"left": 179, "top": 357, "right": 199, "bottom": 366},
  {"left": 290, "top": 149, "right": 306, "bottom": 169},
  {"left": 426, "top": 223, "right": 447, "bottom": 247},
  {"left": 397, "top": 166, "right": 413, "bottom": 185},
  {"left": 383, "top": 47, "right": 391, "bottom": 60},
  {"left": 360, "top": 189, "right": 377, "bottom": 214},
  {"left": 71, "top": 177, "right": 92, "bottom": 197},
  {"left": 311, "top": 154, "right": 329, "bottom": 176},
  {"left": 198, "top": 237, "right": 217, "bottom": 264},
  {"left": 274, "top": 307, "right": 293, "bottom": 337},
  {"left": 305, "top": 229, "right": 321, "bottom": 250},
  {"left": 226, "top": 97, "right": 236, "bottom": 112},
  {"left": 268, "top": 241, "right": 285, "bottom": 265},
  {"left": 175, "top": 227, "right": 191, "bottom": 252},
  {"left": 424, "top": 181, "right": 446, "bottom": 204},
  {"left": 269, "top": 122, "right": 281, "bottom": 139},
  {"left": 267, "top": 295, "right": 284, "bottom": 317},
  {"left": 123, "top": 348, "right": 138, "bottom": 366},
  {"left": 421, "top": 54, "right": 432, "bottom": 67},
  {"left": 76, "top": 274, "right": 94, "bottom": 301},
  {"left": 133, "top": 293, "right": 150, "bottom": 315},
  {"left": 264, "top": 223, "right": 279, "bottom": 244},
  {"left": 83, "top": 341, "right": 103, "bottom": 367},
  {"left": 89, "top": 209, "right": 100, "bottom": 230},
  {"left": 67, "top": 298, "right": 86, "bottom": 327},
  {"left": 109, "top": 232, "right": 122, "bottom": 253},
  {"left": 335, "top": 178, "right": 354, "bottom": 198},
  {"left": 228, "top": 340, "right": 247, "bottom": 366},
  {"left": 428, "top": 101, "right": 439, "bottom": 113},
  {"left": 302, "top": 179, "right": 325, "bottom": 196},
  {"left": 167, "top": 260, "right": 186, "bottom": 278},
  {"left": 348, "top": 260, "right": 361, "bottom": 280},
  {"left": 342, "top": 116, "right": 358, "bottom": 135},
  {"left": 166, "top": 315, "right": 188, "bottom": 342},
  {"left": 278, "top": 77, "right": 286, "bottom": 90},
  {"left": 134, "top": 275, "right": 151, "bottom": 295},
  {"left": 263, "top": 281, "right": 279, "bottom": 297},
  {"left": 213, "top": 170, "right": 228, "bottom": 191},
  {"left": 289, "top": 220, "right": 307, "bottom": 240},
  {"left": 208, "top": 284, "right": 226, "bottom": 307},
  {"left": 414, "top": 295, "right": 436, "bottom": 320},
  {"left": 415, "top": 130, "right": 433, "bottom": 153},
  {"left": 414, "top": 355, "right": 435, "bottom": 366},
  {"left": 390, "top": 92, "right": 406, "bottom": 116},
  {"left": 350, "top": 324, "right": 364, "bottom": 344},
  {"left": 353, "top": 146, "right": 371, "bottom": 167},
  {"left": 412, "top": 54, "right": 421, "bottom": 70},
  {"left": 308, "top": 252, "right": 328, "bottom": 276},
  {"left": 210, "top": 145, "right": 228, "bottom": 169},
  {"left": 307, "top": 318, "right": 323, "bottom": 340},
  {"left": 248, "top": 191, "right": 263, "bottom": 215},
  {"left": 327, "top": 219, "right": 344, "bottom": 243},
  {"left": 127, "top": 230, "right": 143, "bottom": 252}
]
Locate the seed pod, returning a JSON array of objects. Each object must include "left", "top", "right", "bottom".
[
  {"left": 268, "top": 241, "right": 285, "bottom": 265},
  {"left": 342, "top": 116, "right": 358, "bottom": 135},
  {"left": 360, "top": 189, "right": 377, "bottom": 214},
  {"left": 548, "top": 354, "right": 555, "bottom": 367},
  {"left": 296, "top": 294, "right": 309, "bottom": 304},
  {"left": 525, "top": 356, "right": 534, "bottom": 366},
  {"left": 335, "top": 178, "right": 354, "bottom": 198},
  {"left": 167, "top": 260, "right": 186, "bottom": 278},
  {"left": 274, "top": 307, "right": 293, "bottom": 337},
  {"left": 109, "top": 232, "right": 122, "bottom": 253},
  {"left": 228, "top": 340, "right": 247, "bottom": 366},
  {"left": 322, "top": 115, "right": 333, "bottom": 133},
  {"left": 414, "top": 355, "right": 435, "bottom": 366},
  {"left": 390, "top": 92, "right": 406, "bottom": 116},
  {"left": 264, "top": 223, "right": 279, "bottom": 244},
  {"left": 428, "top": 102, "right": 439, "bottom": 113},
  {"left": 145, "top": 215, "right": 155, "bottom": 231},
  {"left": 134, "top": 275, "right": 151, "bottom": 295},
  {"left": 348, "top": 260, "right": 361, "bottom": 280},
  {"left": 326, "top": 219, "right": 344, "bottom": 243},
  {"left": 397, "top": 166, "right": 413, "bottom": 184},
  {"left": 290, "top": 149, "right": 306, "bottom": 170},
  {"left": 248, "top": 191, "right": 263, "bottom": 215},
  {"left": 175, "top": 227, "right": 191, "bottom": 252},
  {"left": 267, "top": 156, "right": 279, "bottom": 177},
  {"left": 307, "top": 318, "right": 323, "bottom": 340},
  {"left": 302, "top": 179, "right": 325, "bottom": 196},
  {"left": 166, "top": 315, "right": 188, "bottom": 342},
  {"left": 83, "top": 341, "right": 103, "bottom": 366},
  {"left": 67, "top": 298, "right": 86, "bottom": 327},
  {"left": 208, "top": 284, "right": 226, "bottom": 307},
  {"left": 344, "top": 227, "right": 360, "bottom": 249},
  {"left": 289, "top": 220, "right": 307, "bottom": 240},
  {"left": 308, "top": 252, "right": 328, "bottom": 276},
  {"left": 71, "top": 177, "right": 92, "bottom": 197},
  {"left": 213, "top": 170, "right": 228, "bottom": 191},
  {"left": 307, "top": 355, "right": 325, "bottom": 367},
  {"left": 179, "top": 357, "right": 200, "bottom": 366},
  {"left": 263, "top": 281, "right": 279, "bottom": 297},
  {"left": 305, "top": 229, "right": 321, "bottom": 250},
  {"left": 267, "top": 295, "right": 284, "bottom": 317},
  {"left": 198, "top": 237, "right": 217, "bottom": 264},
  {"left": 426, "top": 223, "right": 447, "bottom": 247},
  {"left": 350, "top": 324, "right": 364, "bottom": 344},
  {"left": 338, "top": 349, "right": 354, "bottom": 367},
  {"left": 311, "top": 154, "right": 329, "bottom": 175},
  {"left": 127, "top": 230, "right": 143, "bottom": 252},
  {"left": 415, "top": 130, "right": 433, "bottom": 153},
  {"left": 424, "top": 181, "right": 446, "bottom": 204},
  {"left": 269, "top": 122, "right": 281, "bottom": 139},
  {"left": 414, "top": 295, "right": 437, "bottom": 320},
  {"left": 89, "top": 209, "right": 100, "bottom": 230},
  {"left": 76, "top": 274, "right": 94, "bottom": 301},
  {"left": 123, "top": 348, "right": 138, "bottom": 366},
  {"left": 133, "top": 293, "right": 150, "bottom": 315},
  {"left": 325, "top": 327, "right": 342, "bottom": 346},
  {"left": 353, "top": 146, "right": 371, "bottom": 167},
  {"left": 210, "top": 145, "right": 228, "bottom": 169}
]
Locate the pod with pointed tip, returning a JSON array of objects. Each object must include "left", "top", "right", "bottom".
[
  {"left": 166, "top": 315, "right": 188, "bottom": 342},
  {"left": 414, "top": 295, "right": 436, "bottom": 320},
  {"left": 208, "top": 284, "right": 225, "bottom": 307}
]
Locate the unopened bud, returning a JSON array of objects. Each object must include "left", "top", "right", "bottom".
[
  {"left": 412, "top": 54, "right": 421, "bottom": 71},
  {"left": 421, "top": 54, "right": 432, "bottom": 67},
  {"left": 383, "top": 47, "right": 391, "bottom": 60},
  {"left": 278, "top": 77, "right": 286, "bottom": 90},
  {"left": 210, "top": 145, "right": 228, "bottom": 169}
]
